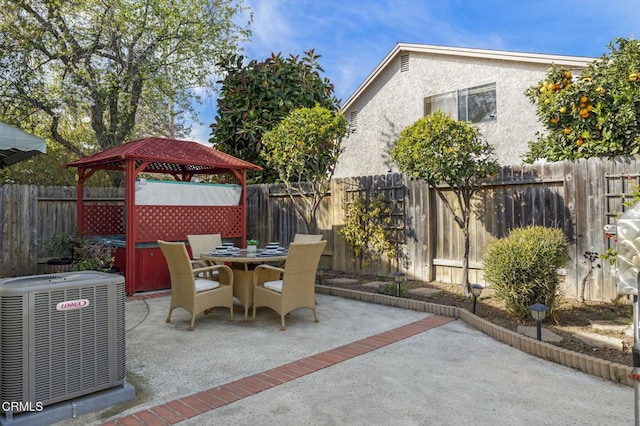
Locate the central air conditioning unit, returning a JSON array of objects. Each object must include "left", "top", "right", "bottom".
[{"left": 0, "top": 271, "right": 126, "bottom": 419}]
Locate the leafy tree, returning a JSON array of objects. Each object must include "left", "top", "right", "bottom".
[
  {"left": 524, "top": 38, "right": 640, "bottom": 162},
  {"left": 0, "top": 0, "right": 250, "bottom": 184},
  {"left": 261, "top": 105, "right": 347, "bottom": 233},
  {"left": 391, "top": 111, "right": 499, "bottom": 294},
  {"left": 210, "top": 50, "right": 340, "bottom": 183}
]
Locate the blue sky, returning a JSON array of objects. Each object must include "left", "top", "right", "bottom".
[{"left": 191, "top": 0, "right": 639, "bottom": 142}]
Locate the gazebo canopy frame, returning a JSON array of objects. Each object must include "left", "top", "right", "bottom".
[{"left": 65, "top": 137, "right": 262, "bottom": 294}]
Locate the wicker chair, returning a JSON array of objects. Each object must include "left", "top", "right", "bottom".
[
  {"left": 292, "top": 233, "right": 323, "bottom": 243},
  {"left": 159, "top": 240, "right": 234, "bottom": 331},
  {"left": 252, "top": 240, "right": 326, "bottom": 330},
  {"left": 187, "top": 233, "right": 222, "bottom": 269}
]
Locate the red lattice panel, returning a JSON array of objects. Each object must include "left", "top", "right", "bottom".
[
  {"left": 84, "top": 205, "right": 125, "bottom": 235},
  {"left": 135, "top": 205, "right": 243, "bottom": 242}
]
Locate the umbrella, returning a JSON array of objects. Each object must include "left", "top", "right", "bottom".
[{"left": 0, "top": 122, "right": 46, "bottom": 168}]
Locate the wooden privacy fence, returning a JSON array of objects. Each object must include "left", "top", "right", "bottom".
[
  {"left": 0, "top": 185, "right": 125, "bottom": 277},
  {"left": 247, "top": 156, "right": 640, "bottom": 303},
  {"left": 3, "top": 155, "right": 640, "bottom": 301}
]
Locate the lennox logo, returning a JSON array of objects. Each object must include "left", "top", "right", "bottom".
[{"left": 56, "top": 299, "right": 90, "bottom": 311}]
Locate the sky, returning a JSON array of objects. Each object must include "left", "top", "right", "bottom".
[{"left": 190, "top": 0, "right": 640, "bottom": 143}]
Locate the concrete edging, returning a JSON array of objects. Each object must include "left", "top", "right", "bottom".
[{"left": 315, "top": 285, "right": 633, "bottom": 387}]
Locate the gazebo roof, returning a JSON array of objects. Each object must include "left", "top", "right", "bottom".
[{"left": 64, "top": 137, "right": 261, "bottom": 174}]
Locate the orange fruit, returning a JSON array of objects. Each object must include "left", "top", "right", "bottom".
[
  {"left": 580, "top": 95, "right": 588, "bottom": 104},
  {"left": 576, "top": 138, "right": 584, "bottom": 146},
  {"left": 550, "top": 117, "right": 559, "bottom": 124},
  {"left": 564, "top": 127, "right": 571, "bottom": 135},
  {"left": 580, "top": 109, "right": 589, "bottom": 118},
  {"left": 564, "top": 71, "right": 572, "bottom": 78}
]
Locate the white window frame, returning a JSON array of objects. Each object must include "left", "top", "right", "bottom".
[{"left": 424, "top": 83, "right": 496, "bottom": 123}]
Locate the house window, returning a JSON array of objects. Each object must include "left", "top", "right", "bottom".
[
  {"left": 424, "top": 83, "right": 496, "bottom": 123},
  {"left": 349, "top": 111, "right": 358, "bottom": 133}
]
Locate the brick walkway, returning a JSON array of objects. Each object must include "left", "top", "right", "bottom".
[{"left": 102, "top": 299, "right": 454, "bottom": 426}]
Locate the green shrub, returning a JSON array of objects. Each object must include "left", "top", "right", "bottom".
[
  {"left": 72, "top": 238, "right": 115, "bottom": 272},
  {"left": 339, "top": 194, "right": 396, "bottom": 268},
  {"left": 483, "top": 226, "right": 569, "bottom": 320}
]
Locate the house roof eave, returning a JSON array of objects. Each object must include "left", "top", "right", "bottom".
[{"left": 342, "top": 42, "right": 597, "bottom": 112}]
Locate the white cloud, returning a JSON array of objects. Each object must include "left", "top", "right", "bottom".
[
  {"left": 243, "top": 0, "right": 296, "bottom": 56},
  {"left": 190, "top": 122, "right": 213, "bottom": 145}
]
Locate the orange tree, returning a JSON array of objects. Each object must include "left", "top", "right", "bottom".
[
  {"left": 524, "top": 38, "right": 640, "bottom": 162},
  {"left": 391, "top": 111, "right": 499, "bottom": 294}
]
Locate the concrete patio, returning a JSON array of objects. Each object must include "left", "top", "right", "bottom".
[{"left": 38, "top": 287, "right": 635, "bottom": 426}]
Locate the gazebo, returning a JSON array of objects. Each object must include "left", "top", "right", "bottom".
[{"left": 64, "top": 137, "right": 261, "bottom": 294}]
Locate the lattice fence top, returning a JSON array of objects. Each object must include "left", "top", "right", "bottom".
[
  {"left": 84, "top": 205, "right": 124, "bottom": 235},
  {"left": 135, "top": 205, "right": 242, "bottom": 242},
  {"left": 83, "top": 204, "right": 242, "bottom": 242}
]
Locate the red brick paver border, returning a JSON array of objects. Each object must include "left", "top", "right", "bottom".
[{"left": 103, "top": 313, "right": 455, "bottom": 425}]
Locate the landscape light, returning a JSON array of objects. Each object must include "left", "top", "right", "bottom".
[
  {"left": 470, "top": 284, "right": 484, "bottom": 314},
  {"left": 529, "top": 303, "right": 548, "bottom": 341},
  {"left": 393, "top": 272, "right": 405, "bottom": 297}
]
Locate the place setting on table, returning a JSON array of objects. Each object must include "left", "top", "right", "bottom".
[
  {"left": 207, "top": 242, "right": 242, "bottom": 257},
  {"left": 257, "top": 241, "right": 288, "bottom": 257},
  {"left": 203, "top": 241, "right": 288, "bottom": 258}
]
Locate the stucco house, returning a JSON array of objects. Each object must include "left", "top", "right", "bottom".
[{"left": 334, "top": 43, "right": 595, "bottom": 178}]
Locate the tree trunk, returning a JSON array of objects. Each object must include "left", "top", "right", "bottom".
[
  {"left": 461, "top": 192, "right": 473, "bottom": 296},
  {"left": 306, "top": 214, "right": 318, "bottom": 234},
  {"left": 462, "top": 230, "right": 471, "bottom": 295}
]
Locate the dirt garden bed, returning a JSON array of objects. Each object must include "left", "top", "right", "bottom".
[{"left": 320, "top": 270, "right": 634, "bottom": 367}]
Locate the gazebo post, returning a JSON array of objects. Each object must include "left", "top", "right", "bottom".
[
  {"left": 76, "top": 167, "right": 86, "bottom": 235},
  {"left": 241, "top": 168, "right": 247, "bottom": 247},
  {"left": 125, "top": 159, "right": 137, "bottom": 295}
]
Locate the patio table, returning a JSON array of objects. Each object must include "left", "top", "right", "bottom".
[{"left": 201, "top": 249, "right": 287, "bottom": 321}]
